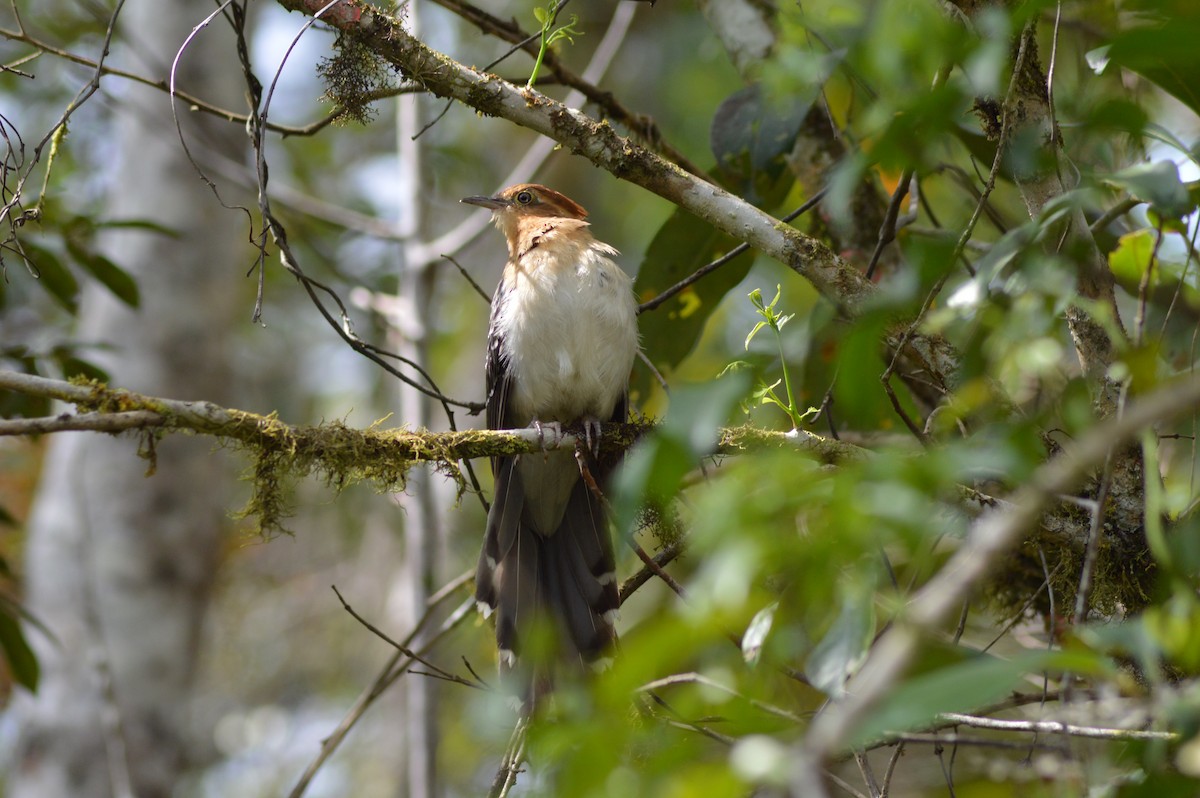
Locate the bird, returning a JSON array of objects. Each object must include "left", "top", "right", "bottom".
[{"left": 461, "top": 183, "right": 639, "bottom": 688}]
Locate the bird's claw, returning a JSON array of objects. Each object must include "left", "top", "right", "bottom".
[
  {"left": 532, "top": 420, "right": 563, "bottom": 454},
  {"left": 582, "top": 418, "right": 602, "bottom": 458}
]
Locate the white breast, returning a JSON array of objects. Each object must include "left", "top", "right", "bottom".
[{"left": 497, "top": 239, "right": 638, "bottom": 426}]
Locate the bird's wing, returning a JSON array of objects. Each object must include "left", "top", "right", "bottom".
[{"left": 485, "top": 280, "right": 515, "bottom": 472}]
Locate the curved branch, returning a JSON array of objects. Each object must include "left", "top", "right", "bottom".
[{"left": 802, "top": 369, "right": 1200, "bottom": 763}]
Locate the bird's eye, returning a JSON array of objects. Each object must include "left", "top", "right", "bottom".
[{"left": 515, "top": 190, "right": 534, "bottom": 205}]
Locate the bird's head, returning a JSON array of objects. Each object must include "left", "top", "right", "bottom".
[
  {"left": 461, "top": 183, "right": 589, "bottom": 222},
  {"left": 462, "top": 184, "right": 592, "bottom": 256}
]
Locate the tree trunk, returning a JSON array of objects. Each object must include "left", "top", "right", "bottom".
[{"left": 11, "top": 2, "right": 244, "bottom": 795}]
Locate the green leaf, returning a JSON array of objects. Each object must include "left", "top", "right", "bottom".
[
  {"left": 73, "top": 251, "right": 141, "bottom": 308},
  {"left": 804, "top": 593, "right": 875, "bottom": 697},
  {"left": 1100, "top": 15, "right": 1200, "bottom": 119},
  {"left": 612, "top": 375, "right": 749, "bottom": 536},
  {"left": 52, "top": 352, "right": 110, "bottom": 383},
  {"left": 21, "top": 243, "right": 79, "bottom": 313},
  {"left": 710, "top": 84, "right": 816, "bottom": 202},
  {"left": 1105, "top": 162, "right": 1193, "bottom": 219},
  {"left": 1108, "top": 228, "right": 1200, "bottom": 316},
  {"left": 1108, "top": 229, "right": 1156, "bottom": 284},
  {"left": 631, "top": 209, "right": 745, "bottom": 404},
  {"left": 0, "top": 610, "right": 38, "bottom": 692},
  {"left": 744, "top": 321, "right": 768, "bottom": 350},
  {"left": 94, "top": 218, "right": 181, "bottom": 238},
  {"left": 850, "top": 648, "right": 1113, "bottom": 746}
]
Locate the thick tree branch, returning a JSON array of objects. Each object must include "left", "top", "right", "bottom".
[
  {"left": 0, "top": 370, "right": 862, "bottom": 467},
  {"left": 428, "top": 0, "right": 703, "bottom": 176}
]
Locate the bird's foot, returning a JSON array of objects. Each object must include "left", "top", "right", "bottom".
[
  {"left": 532, "top": 420, "right": 563, "bottom": 453},
  {"left": 581, "top": 418, "right": 603, "bottom": 457}
]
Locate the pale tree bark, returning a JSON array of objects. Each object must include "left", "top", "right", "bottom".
[
  {"left": 10, "top": 2, "right": 244, "bottom": 796},
  {"left": 394, "top": 4, "right": 439, "bottom": 795}
]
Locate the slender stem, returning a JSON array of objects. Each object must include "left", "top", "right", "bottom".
[{"left": 777, "top": 331, "right": 800, "bottom": 430}]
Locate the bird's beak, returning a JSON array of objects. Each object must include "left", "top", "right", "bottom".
[{"left": 461, "top": 195, "right": 509, "bottom": 210}]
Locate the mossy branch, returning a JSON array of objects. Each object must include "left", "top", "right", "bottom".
[
  {"left": 0, "top": 370, "right": 859, "bottom": 459},
  {"left": 0, "top": 370, "right": 864, "bottom": 535}
]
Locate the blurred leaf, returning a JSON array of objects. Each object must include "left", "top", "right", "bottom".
[
  {"left": 94, "top": 218, "right": 181, "bottom": 238},
  {"left": 1142, "top": 596, "right": 1200, "bottom": 673},
  {"left": 851, "top": 649, "right": 1114, "bottom": 745},
  {"left": 51, "top": 351, "right": 109, "bottom": 383},
  {"left": 741, "top": 602, "right": 777, "bottom": 667},
  {"left": 1108, "top": 229, "right": 1156, "bottom": 284},
  {"left": 0, "top": 506, "right": 16, "bottom": 528},
  {"left": 1104, "top": 162, "right": 1193, "bottom": 219},
  {"left": 804, "top": 591, "right": 875, "bottom": 697},
  {"left": 711, "top": 83, "right": 815, "bottom": 202},
  {"left": 1101, "top": 16, "right": 1200, "bottom": 119},
  {"left": 613, "top": 376, "right": 749, "bottom": 536},
  {"left": 1079, "top": 617, "right": 1166, "bottom": 684},
  {"left": 0, "top": 611, "right": 38, "bottom": 693},
  {"left": 1109, "top": 229, "right": 1200, "bottom": 315},
  {"left": 21, "top": 243, "right": 79, "bottom": 313},
  {"left": 72, "top": 251, "right": 140, "bottom": 308},
  {"left": 632, "top": 209, "right": 744, "bottom": 403}
]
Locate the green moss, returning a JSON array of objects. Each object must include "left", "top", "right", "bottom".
[
  {"left": 316, "top": 32, "right": 395, "bottom": 125},
  {"left": 984, "top": 514, "right": 1157, "bottom": 623}
]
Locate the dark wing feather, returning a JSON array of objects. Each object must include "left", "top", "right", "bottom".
[
  {"left": 477, "top": 278, "right": 522, "bottom": 634},
  {"left": 485, "top": 280, "right": 515, "bottom": 471}
]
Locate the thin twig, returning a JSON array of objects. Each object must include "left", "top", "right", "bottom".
[
  {"left": 864, "top": 169, "right": 914, "bottom": 281},
  {"left": 0, "top": 25, "right": 402, "bottom": 137},
  {"left": 487, "top": 716, "right": 530, "bottom": 798},
  {"left": 936, "top": 712, "right": 1177, "bottom": 741},
  {"left": 886, "top": 733, "right": 1067, "bottom": 753},
  {"left": 982, "top": 561, "right": 1063, "bottom": 653},
  {"left": 574, "top": 448, "right": 689, "bottom": 602},
  {"left": 879, "top": 741, "right": 904, "bottom": 798},
  {"left": 288, "top": 595, "right": 475, "bottom": 798},
  {"left": 427, "top": 568, "right": 473, "bottom": 607},
  {"left": 639, "top": 672, "right": 804, "bottom": 723},
  {"left": 441, "top": 253, "right": 491, "bottom": 303},
  {"left": 430, "top": 0, "right": 700, "bottom": 174},
  {"left": 1089, "top": 196, "right": 1142, "bottom": 234},
  {"left": 618, "top": 540, "right": 684, "bottom": 604},
  {"left": 0, "top": 0, "right": 127, "bottom": 237},
  {"left": 414, "top": 0, "right": 570, "bottom": 141},
  {"left": 331, "top": 585, "right": 482, "bottom": 689},
  {"left": 854, "top": 749, "right": 882, "bottom": 798},
  {"left": 627, "top": 539, "right": 687, "bottom": 600}
]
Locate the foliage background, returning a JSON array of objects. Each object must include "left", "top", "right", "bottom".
[{"left": 2, "top": 0, "right": 1200, "bottom": 796}]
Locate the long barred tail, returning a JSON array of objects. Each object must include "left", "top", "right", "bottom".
[{"left": 475, "top": 457, "right": 619, "bottom": 678}]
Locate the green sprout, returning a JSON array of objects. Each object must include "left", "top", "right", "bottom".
[
  {"left": 743, "top": 286, "right": 819, "bottom": 430},
  {"left": 528, "top": 2, "right": 582, "bottom": 88}
]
